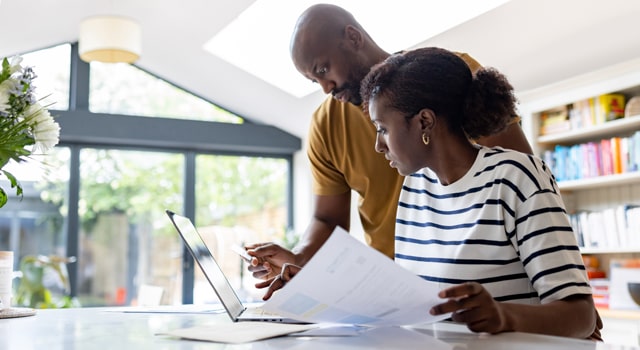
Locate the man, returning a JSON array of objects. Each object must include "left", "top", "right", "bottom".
[{"left": 246, "top": 3, "right": 533, "bottom": 280}]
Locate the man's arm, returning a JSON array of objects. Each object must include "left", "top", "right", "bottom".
[
  {"left": 475, "top": 121, "right": 533, "bottom": 154},
  {"left": 247, "top": 191, "right": 351, "bottom": 279},
  {"left": 293, "top": 190, "right": 351, "bottom": 266}
]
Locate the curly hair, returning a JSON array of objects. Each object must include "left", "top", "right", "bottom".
[{"left": 360, "top": 47, "right": 517, "bottom": 140}]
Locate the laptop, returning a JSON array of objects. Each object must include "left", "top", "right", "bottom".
[{"left": 165, "top": 209, "right": 305, "bottom": 323}]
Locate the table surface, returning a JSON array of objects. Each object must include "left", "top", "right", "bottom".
[{"left": 0, "top": 305, "right": 636, "bottom": 350}]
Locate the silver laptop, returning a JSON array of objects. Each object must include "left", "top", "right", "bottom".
[{"left": 166, "top": 209, "right": 305, "bottom": 323}]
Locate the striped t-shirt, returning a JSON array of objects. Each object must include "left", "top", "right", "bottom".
[{"left": 395, "top": 146, "right": 592, "bottom": 304}]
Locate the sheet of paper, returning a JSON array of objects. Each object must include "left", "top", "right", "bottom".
[
  {"left": 161, "top": 322, "right": 317, "bottom": 344},
  {"left": 262, "top": 226, "right": 450, "bottom": 326},
  {"left": 106, "top": 304, "right": 225, "bottom": 314}
]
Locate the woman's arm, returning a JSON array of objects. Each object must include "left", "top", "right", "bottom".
[{"left": 430, "top": 282, "right": 599, "bottom": 338}]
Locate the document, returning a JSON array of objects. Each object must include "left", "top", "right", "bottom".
[
  {"left": 162, "top": 322, "right": 317, "bottom": 344},
  {"left": 262, "top": 226, "right": 450, "bottom": 326}
]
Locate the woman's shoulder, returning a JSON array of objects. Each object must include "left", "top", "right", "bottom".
[
  {"left": 480, "top": 146, "right": 550, "bottom": 172},
  {"left": 481, "top": 145, "right": 535, "bottom": 161},
  {"left": 480, "top": 146, "right": 557, "bottom": 186}
]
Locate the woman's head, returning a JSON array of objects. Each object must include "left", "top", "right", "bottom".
[
  {"left": 361, "top": 47, "right": 517, "bottom": 175},
  {"left": 362, "top": 48, "right": 472, "bottom": 131}
]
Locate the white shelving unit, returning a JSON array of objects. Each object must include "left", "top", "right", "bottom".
[
  {"left": 518, "top": 58, "right": 640, "bottom": 346},
  {"left": 518, "top": 56, "right": 640, "bottom": 229}
]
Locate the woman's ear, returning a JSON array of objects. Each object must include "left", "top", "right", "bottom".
[{"left": 418, "top": 109, "right": 436, "bottom": 133}]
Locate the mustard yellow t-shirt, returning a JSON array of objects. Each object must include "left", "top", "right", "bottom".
[
  {"left": 307, "top": 97, "right": 403, "bottom": 259},
  {"left": 306, "top": 52, "right": 483, "bottom": 259}
]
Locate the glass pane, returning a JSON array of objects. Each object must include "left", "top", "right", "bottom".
[
  {"left": 20, "top": 44, "right": 71, "bottom": 111},
  {"left": 194, "top": 155, "right": 290, "bottom": 303},
  {"left": 77, "top": 149, "right": 184, "bottom": 307},
  {"left": 89, "top": 62, "right": 243, "bottom": 124},
  {"left": 0, "top": 147, "right": 70, "bottom": 308}
]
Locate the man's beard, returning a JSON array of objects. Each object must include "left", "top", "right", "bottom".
[{"left": 334, "top": 81, "right": 363, "bottom": 106}]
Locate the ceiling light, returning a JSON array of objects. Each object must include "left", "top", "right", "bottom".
[{"left": 78, "top": 16, "right": 142, "bottom": 64}]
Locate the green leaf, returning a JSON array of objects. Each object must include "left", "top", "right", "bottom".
[
  {"left": 1, "top": 169, "right": 24, "bottom": 197},
  {"left": 0, "top": 57, "right": 10, "bottom": 83},
  {"left": 0, "top": 187, "right": 6, "bottom": 208}
]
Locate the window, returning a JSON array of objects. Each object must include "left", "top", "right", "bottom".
[
  {"left": 194, "top": 155, "right": 290, "bottom": 302},
  {"left": 0, "top": 147, "right": 70, "bottom": 304},
  {"left": 89, "top": 62, "right": 243, "bottom": 123},
  {"left": 2, "top": 44, "right": 298, "bottom": 308},
  {"left": 76, "top": 149, "right": 184, "bottom": 306},
  {"left": 20, "top": 44, "right": 71, "bottom": 111}
]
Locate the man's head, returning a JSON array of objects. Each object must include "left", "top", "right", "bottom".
[{"left": 290, "top": 4, "right": 387, "bottom": 105}]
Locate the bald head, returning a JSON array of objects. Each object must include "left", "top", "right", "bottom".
[{"left": 290, "top": 4, "right": 365, "bottom": 52}]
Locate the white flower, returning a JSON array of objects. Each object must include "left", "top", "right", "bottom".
[
  {"left": 1, "top": 54, "right": 59, "bottom": 207},
  {"left": 9, "top": 56, "right": 23, "bottom": 74},
  {"left": 0, "top": 80, "right": 11, "bottom": 113},
  {"left": 25, "top": 103, "right": 60, "bottom": 153}
]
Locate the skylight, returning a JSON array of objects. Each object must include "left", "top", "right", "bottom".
[{"left": 204, "top": 0, "right": 510, "bottom": 98}]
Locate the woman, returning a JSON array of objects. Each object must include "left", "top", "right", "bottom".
[{"left": 359, "top": 47, "right": 601, "bottom": 339}]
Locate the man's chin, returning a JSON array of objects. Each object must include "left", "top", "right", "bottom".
[{"left": 349, "top": 97, "right": 363, "bottom": 106}]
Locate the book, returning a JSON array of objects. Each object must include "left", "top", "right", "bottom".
[
  {"left": 539, "top": 106, "right": 570, "bottom": 135},
  {"left": 600, "top": 138, "right": 613, "bottom": 176},
  {"left": 611, "top": 137, "right": 622, "bottom": 174},
  {"left": 598, "top": 94, "right": 626, "bottom": 122}
]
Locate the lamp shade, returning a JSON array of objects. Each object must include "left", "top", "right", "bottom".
[{"left": 79, "top": 16, "right": 141, "bottom": 63}]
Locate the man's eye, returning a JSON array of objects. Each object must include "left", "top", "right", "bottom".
[
  {"left": 317, "top": 67, "right": 328, "bottom": 74},
  {"left": 376, "top": 128, "right": 386, "bottom": 135}
]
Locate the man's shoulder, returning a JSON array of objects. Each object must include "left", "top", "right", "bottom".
[
  {"left": 453, "top": 52, "right": 482, "bottom": 73},
  {"left": 312, "top": 96, "right": 365, "bottom": 123}
]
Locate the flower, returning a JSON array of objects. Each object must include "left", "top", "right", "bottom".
[{"left": 0, "top": 56, "right": 60, "bottom": 207}]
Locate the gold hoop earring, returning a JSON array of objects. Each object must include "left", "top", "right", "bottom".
[{"left": 422, "top": 134, "right": 430, "bottom": 145}]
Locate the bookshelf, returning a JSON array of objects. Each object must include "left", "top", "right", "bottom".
[
  {"left": 519, "top": 57, "right": 640, "bottom": 242},
  {"left": 518, "top": 58, "right": 640, "bottom": 328}
]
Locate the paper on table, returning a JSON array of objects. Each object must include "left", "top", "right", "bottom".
[
  {"left": 262, "top": 226, "right": 450, "bottom": 326},
  {"left": 162, "top": 322, "right": 317, "bottom": 344},
  {"left": 111, "top": 304, "right": 226, "bottom": 314}
]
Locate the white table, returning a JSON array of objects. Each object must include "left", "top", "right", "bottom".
[{"left": 0, "top": 306, "right": 635, "bottom": 350}]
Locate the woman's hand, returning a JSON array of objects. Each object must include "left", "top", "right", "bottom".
[
  {"left": 429, "top": 282, "right": 511, "bottom": 334},
  {"left": 255, "top": 263, "right": 302, "bottom": 300}
]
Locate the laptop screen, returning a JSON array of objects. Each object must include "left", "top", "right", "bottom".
[{"left": 166, "top": 210, "right": 245, "bottom": 320}]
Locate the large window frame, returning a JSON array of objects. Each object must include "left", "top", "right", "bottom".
[{"left": 55, "top": 43, "right": 300, "bottom": 303}]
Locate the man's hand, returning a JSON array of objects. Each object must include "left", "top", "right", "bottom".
[
  {"left": 429, "top": 282, "right": 511, "bottom": 334},
  {"left": 255, "top": 263, "right": 302, "bottom": 300},
  {"left": 244, "top": 242, "right": 297, "bottom": 280}
]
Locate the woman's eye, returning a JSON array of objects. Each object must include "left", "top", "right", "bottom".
[{"left": 376, "top": 128, "right": 386, "bottom": 135}]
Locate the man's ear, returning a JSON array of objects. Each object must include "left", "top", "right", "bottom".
[
  {"left": 344, "top": 25, "right": 363, "bottom": 49},
  {"left": 418, "top": 109, "right": 436, "bottom": 133}
]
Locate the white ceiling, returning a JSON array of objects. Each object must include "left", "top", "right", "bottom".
[{"left": 2, "top": 0, "right": 640, "bottom": 139}]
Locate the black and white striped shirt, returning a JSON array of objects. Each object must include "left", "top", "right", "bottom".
[{"left": 395, "top": 146, "right": 592, "bottom": 304}]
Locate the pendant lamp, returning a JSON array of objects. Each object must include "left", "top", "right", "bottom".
[{"left": 78, "top": 16, "right": 141, "bottom": 63}]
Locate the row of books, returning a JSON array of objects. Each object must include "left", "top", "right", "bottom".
[
  {"left": 539, "top": 93, "right": 626, "bottom": 135},
  {"left": 587, "top": 259, "right": 640, "bottom": 309},
  {"left": 542, "top": 131, "right": 640, "bottom": 182},
  {"left": 569, "top": 205, "right": 640, "bottom": 250}
]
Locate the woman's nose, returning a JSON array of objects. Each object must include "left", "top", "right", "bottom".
[{"left": 374, "top": 134, "right": 385, "bottom": 153}]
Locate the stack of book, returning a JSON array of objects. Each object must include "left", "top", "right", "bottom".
[
  {"left": 544, "top": 131, "right": 640, "bottom": 182},
  {"left": 569, "top": 204, "right": 640, "bottom": 250},
  {"left": 539, "top": 106, "right": 570, "bottom": 135},
  {"left": 539, "top": 93, "right": 626, "bottom": 135}
]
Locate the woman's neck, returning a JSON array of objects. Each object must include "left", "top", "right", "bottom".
[{"left": 429, "top": 136, "right": 479, "bottom": 186}]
